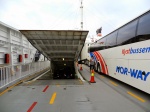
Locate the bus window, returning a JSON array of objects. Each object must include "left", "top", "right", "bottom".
[
  {"left": 137, "top": 12, "right": 150, "bottom": 35},
  {"left": 97, "top": 37, "right": 106, "bottom": 48},
  {"left": 105, "top": 31, "right": 117, "bottom": 48},
  {"left": 89, "top": 38, "right": 106, "bottom": 52},
  {"left": 136, "top": 35, "right": 150, "bottom": 42},
  {"left": 136, "top": 12, "right": 150, "bottom": 42},
  {"left": 117, "top": 20, "right": 138, "bottom": 45}
]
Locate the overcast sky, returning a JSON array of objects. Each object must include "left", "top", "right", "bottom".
[{"left": 0, "top": 0, "right": 150, "bottom": 39}]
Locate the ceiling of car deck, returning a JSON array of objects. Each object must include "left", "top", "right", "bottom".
[{"left": 19, "top": 30, "right": 89, "bottom": 63}]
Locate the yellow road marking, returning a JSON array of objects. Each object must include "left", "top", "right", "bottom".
[
  {"left": 127, "top": 91, "right": 146, "bottom": 102},
  {"left": 0, "top": 68, "right": 48, "bottom": 96},
  {"left": 79, "top": 80, "right": 83, "bottom": 84},
  {"left": 109, "top": 81, "right": 118, "bottom": 86},
  {"left": 0, "top": 80, "right": 22, "bottom": 96},
  {"left": 49, "top": 92, "right": 57, "bottom": 104},
  {"left": 100, "top": 76, "right": 104, "bottom": 78},
  {"left": 0, "top": 69, "right": 48, "bottom": 96},
  {"left": 80, "top": 81, "right": 83, "bottom": 84},
  {"left": 56, "top": 84, "right": 60, "bottom": 87}
]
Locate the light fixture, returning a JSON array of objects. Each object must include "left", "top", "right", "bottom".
[
  {"left": 64, "top": 64, "right": 66, "bottom": 66},
  {"left": 63, "top": 58, "right": 64, "bottom": 61}
]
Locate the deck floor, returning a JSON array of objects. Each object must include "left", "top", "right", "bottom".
[{"left": 0, "top": 65, "right": 150, "bottom": 112}]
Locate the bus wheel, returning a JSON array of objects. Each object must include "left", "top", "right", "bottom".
[{"left": 97, "top": 65, "right": 101, "bottom": 73}]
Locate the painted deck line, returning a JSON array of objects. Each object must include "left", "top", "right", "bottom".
[
  {"left": 109, "top": 81, "right": 118, "bottom": 86},
  {"left": 0, "top": 69, "right": 49, "bottom": 96},
  {"left": 27, "top": 102, "right": 37, "bottom": 112},
  {"left": 42, "top": 85, "right": 49, "bottom": 92},
  {"left": 79, "top": 80, "right": 83, "bottom": 84},
  {"left": 56, "top": 84, "right": 60, "bottom": 87},
  {"left": 49, "top": 92, "right": 57, "bottom": 104},
  {"left": 127, "top": 91, "right": 146, "bottom": 102},
  {"left": 0, "top": 75, "right": 34, "bottom": 96},
  {"left": 0, "top": 80, "right": 22, "bottom": 96},
  {"left": 100, "top": 76, "right": 104, "bottom": 78}
]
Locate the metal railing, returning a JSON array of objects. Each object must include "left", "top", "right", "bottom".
[{"left": 0, "top": 61, "right": 50, "bottom": 89}]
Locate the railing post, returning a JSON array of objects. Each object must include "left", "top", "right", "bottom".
[
  {"left": 29, "top": 64, "right": 30, "bottom": 75},
  {"left": 20, "top": 65, "right": 22, "bottom": 78},
  {"left": 0, "top": 68, "right": 2, "bottom": 87},
  {"left": 6, "top": 67, "right": 8, "bottom": 84},
  {"left": 0, "top": 61, "right": 50, "bottom": 88}
]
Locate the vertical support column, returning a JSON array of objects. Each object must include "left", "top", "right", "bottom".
[
  {"left": 7, "top": 29, "right": 13, "bottom": 78},
  {"left": 7, "top": 28, "right": 12, "bottom": 66},
  {"left": 27, "top": 37, "right": 30, "bottom": 76},
  {"left": 20, "top": 33, "right": 24, "bottom": 77},
  {"left": 20, "top": 34, "right": 24, "bottom": 64},
  {"left": 7, "top": 29, "right": 13, "bottom": 85},
  {"left": 27, "top": 36, "right": 30, "bottom": 63}
]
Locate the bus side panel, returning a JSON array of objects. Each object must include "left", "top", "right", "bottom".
[
  {"left": 128, "top": 60, "right": 150, "bottom": 94},
  {"left": 98, "top": 40, "right": 150, "bottom": 94},
  {"left": 106, "top": 59, "right": 129, "bottom": 81},
  {"left": 104, "top": 59, "right": 117, "bottom": 75}
]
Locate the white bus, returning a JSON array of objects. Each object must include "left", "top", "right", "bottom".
[
  {"left": 87, "top": 10, "right": 150, "bottom": 94},
  {"left": 81, "top": 36, "right": 100, "bottom": 66}
]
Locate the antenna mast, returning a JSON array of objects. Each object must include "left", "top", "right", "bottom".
[{"left": 80, "top": 0, "right": 83, "bottom": 30}]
